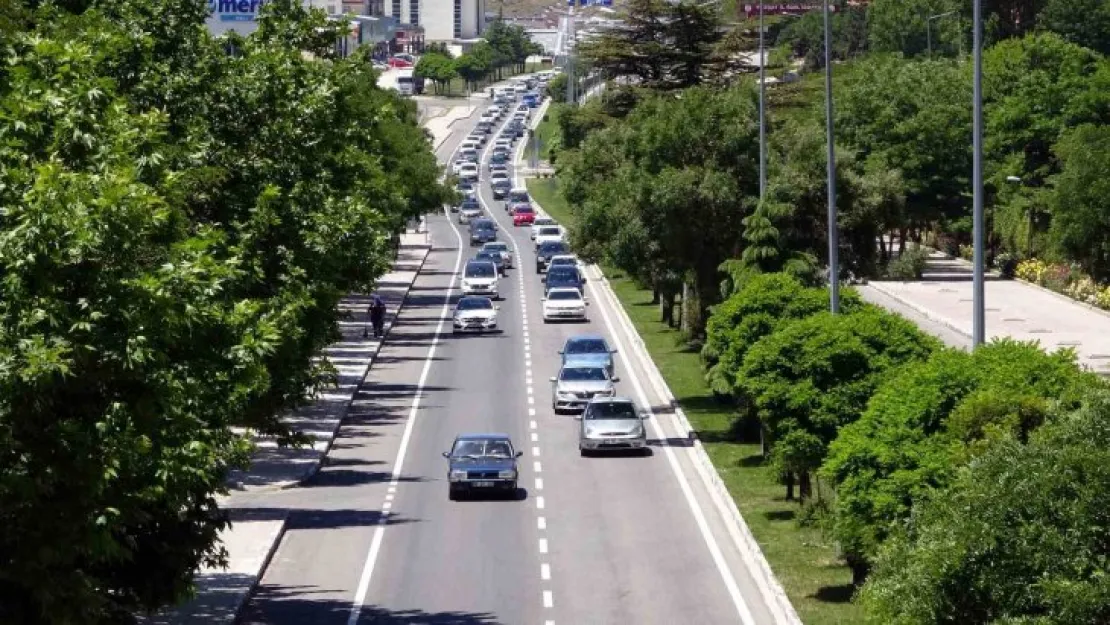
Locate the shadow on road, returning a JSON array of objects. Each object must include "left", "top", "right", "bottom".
[{"left": 241, "top": 584, "right": 503, "bottom": 624}]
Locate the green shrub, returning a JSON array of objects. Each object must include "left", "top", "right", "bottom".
[
  {"left": 823, "top": 339, "right": 1101, "bottom": 584},
  {"left": 701, "top": 273, "right": 861, "bottom": 397},
  {"left": 885, "top": 247, "right": 928, "bottom": 280},
  {"left": 738, "top": 306, "right": 939, "bottom": 501},
  {"left": 860, "top": 392, "right": 1110, "bottom": 624}
]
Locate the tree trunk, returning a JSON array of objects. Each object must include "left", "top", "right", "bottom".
[
  {"left": 660, "top": 290, "right": 675, "bottom": 327},
  {"left": 680, "top": 281, "right": 694, "bottom": 336},
  {"left": 650, "top": 288, "right": 660, "bottom": 305},
  {"left": 878, "top": 234, "right": 888, "bottom": 264},
  {"left": 799, "top": 471, "right": 813, "bottom": 501},
  {"left": 784, "top": 471, "right": 795, "bottom": 501}
]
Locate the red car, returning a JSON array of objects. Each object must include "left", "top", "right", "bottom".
[{"left": 511, "top": 204, "right": 536, "bottom": 226}]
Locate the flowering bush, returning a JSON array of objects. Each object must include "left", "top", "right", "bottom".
[
  {"left": 1015, "top": 259, "right": 1047, "bottom": 283},
  {"left": 1099, "top": 287, "right": 1110, "bottom": 310},
  {"left": 1066, "top": 277, "right": 1101, "bottom": 305}
]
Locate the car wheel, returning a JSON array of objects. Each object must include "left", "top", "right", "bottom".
[
  {"left": 579, "top": 446, "right": 590, "bottom": 457},
  {"left": 448, "top": 486, "right": 460, "bottom": 501}
]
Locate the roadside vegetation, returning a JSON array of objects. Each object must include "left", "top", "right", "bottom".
[
  {"left": 0, "top": 1, "right": 452, "bottom": 622},
  {"left": 415, "top": 23, "right": 544, "bottom": 95},
  {"left": 534, "top": 0, "right": 1110, "bottom": 621}
]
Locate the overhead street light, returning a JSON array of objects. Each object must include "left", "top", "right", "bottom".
[{"left": 926, "top": 10, "right": 957, "bottom": 57}]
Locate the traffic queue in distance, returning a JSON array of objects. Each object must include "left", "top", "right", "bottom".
[{"left": 442, "top": 73, "right": 653, "bottom": 502}]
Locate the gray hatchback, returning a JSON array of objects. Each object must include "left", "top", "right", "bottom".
[{"left": 577, "top": 397, "right": 649, "bottom": 456}]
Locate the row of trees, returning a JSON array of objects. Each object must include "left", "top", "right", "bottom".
[
  {"left": 0, "top": 1, "right": 450, "bottom": 622},
  {"left": 415, "top": 22, "right": 543, "bottom": 94},
  {"left": 701, "top": 272, "right": 1107, "bottom": 620}
]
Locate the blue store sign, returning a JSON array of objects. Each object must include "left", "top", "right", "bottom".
[{"left": 208, "top": 0, "right": 267, "bottom": 22}]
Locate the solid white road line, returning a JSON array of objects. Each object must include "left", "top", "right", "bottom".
[{"left": 585, "top": 274, "right": 758, "bottom": 625}]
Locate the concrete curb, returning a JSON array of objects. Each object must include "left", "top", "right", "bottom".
[
  {"left": 228, "top": 517, "right": 287, "bottom": 625},
  {"left": 583, "top": 264, "right": 803, "bottom": 625},
  {"left": 1012, "top": 276, "right": 1110, "bottom": 321},
  {"left": 290, "top": 243, "right": 432, "bottom": 489}
]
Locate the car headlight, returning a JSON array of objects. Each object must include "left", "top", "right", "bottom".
[
  {"left": 450, "top": 469, "right": 467, "bottom": 481},
  {"left": 599, "top": 387, "right": 615, "bottom": 396},
  {"left": 557, "top": 391, "right": 576, "bottom": 400},
  {"left": 498, "top": 470, "right": 516, "bottom": 480},
  {"left": 485, "top": 315, "right": 498, "bottom": 325},
  {"left": 584, "top": 427, "right": 598, "bottom": 438}
]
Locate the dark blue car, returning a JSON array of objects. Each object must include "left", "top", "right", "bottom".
[{"left": 443, "top": 433, "right": 522, "bottom": 500}]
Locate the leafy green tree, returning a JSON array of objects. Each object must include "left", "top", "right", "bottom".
[
  {"left": 867, "top": 0, "right": 964, "bottom": 57},
  {"left": 859, "top": 390, "right": 1110, "bottom": 623},
  {"left": 1039, "top": 0, "right": 1110, "bottom": 54},
  {"left": 1048, "top": 124, "right": 1110, "bottom": 280},
  {"left": 455, "top": 41, "right": 493, "bottom": 90},
  {"left": 739, "top": 307, "right": 938, "bottom": 500},
  {"left": 775, "top": 6, "right": 869, "bottom": 69},
  {"left": 823, "top": 340, "right": 1098, "bottom": 584},
  {"left": 415, "top": 50, "right": 457, "bottom": 94},
  {"left": 0, "top": 1, "right": 451, "bottom": 622}
]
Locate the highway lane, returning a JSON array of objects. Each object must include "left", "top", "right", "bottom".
[{"left": 474, "top": 104, "right": 783, "bottom": 623}]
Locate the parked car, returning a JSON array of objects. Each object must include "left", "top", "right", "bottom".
[{"left": 443, "top": 433, "right": 522, "bottom": 499}]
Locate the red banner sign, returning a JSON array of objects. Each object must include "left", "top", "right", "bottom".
[{"left": 742, "top": 4, "right": 835, "bottom": 17}]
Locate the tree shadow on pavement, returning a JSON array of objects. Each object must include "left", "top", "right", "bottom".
[{"left": 241, "top": 585, "right": 502, "bottom": 624}]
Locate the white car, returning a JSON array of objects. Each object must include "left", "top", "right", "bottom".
[
  {"left": 459, "top": 163, "right": 479, "bottom": 182},
  {"left": 482, "top": 241, "right": 514, "bottom": 268},
  {"left": 534, "top": 225, "right": 565, "bottom": 248},
  {"left": 460, "top": 148, "right": 479, "bottom": 163},
  {"left": 531, "top": 217, "right": 557, "bottom": 240},
  {"left": 461, "top": 260, "right": 499, "bottom": 299},
  {"left": 542, "top": 287, "right": 588, "bottom": 323},
  {"left": 494, "top": 138, "right": 513, "bottom": 151},
  {"left": 459, "top": 205, "right": 482, "bottom": 224},
  {"left": 452, "top": 159, "right": 466, "bottom": 175},
  {"left": 468, "top": 133, "right": 487, "bottom": 147},
  {"left": 452, "top": 296, "right": 500, "bottom": 334}
]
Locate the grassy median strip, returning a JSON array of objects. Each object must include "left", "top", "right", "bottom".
[{"left": 531, "top": 186, "right": 861, "bottom": 625}]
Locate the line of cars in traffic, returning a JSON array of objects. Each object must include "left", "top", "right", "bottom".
[{"left": 443, "top": 74, "right": 650, "bottom": 501}]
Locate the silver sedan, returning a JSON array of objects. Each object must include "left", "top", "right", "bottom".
[
  {"left": 550, "top": 364, "right": 617, "bottom": 413},
  {"left": 578, "top": 397, "right": 649, "bottom": 456}
]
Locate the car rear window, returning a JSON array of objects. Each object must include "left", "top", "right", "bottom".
[{"left": 464, "top": 262, "right": 495, "bottom": 278}]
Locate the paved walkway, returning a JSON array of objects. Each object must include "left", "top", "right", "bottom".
[{"left": 865, "top": 248, "right": 1110, "bottom": 376}]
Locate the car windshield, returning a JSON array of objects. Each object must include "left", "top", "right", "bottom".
[
  {"left": 540, "top": 243, "right": 567, "bottom": 255},
  {"left": 477, "top": 252, "right": 499, "bottom": 262},
  {"left": 534, "top": 219, "right": 554, "bottom": 226},
  {"left": 465, "top": 263, "right": 495, "bottom": 278},
  {"left": 457, "top": 298, "right": 493, "bottom": 311},
  {"left": 485, "top": 243, "right": 508, "bottom": 252},
  {"left": 515, "top": 206, "right": 534, "bottom": 213},
  {"left": 561, "top": 367, "right": 607, "bottom": 381},
  {"left": 451, "top": 438, "right": 513, "bottom": 459},
  {"left": 567, "top": 339, "right": 608, "bottom": 354},
  {"left": 548, "top": 290, "right": 581, "bottom": 301},
  {"left": 510, "top": 192, "right": 529, "bottom": 202},
  {"left": 585, "top": 402, "right": 637, "bottom": 420}
]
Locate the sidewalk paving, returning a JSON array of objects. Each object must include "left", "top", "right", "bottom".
[
  {"left": 866, "top": 248, "right": 1110, "bottom": 376},
  {"left": 141, "top": 234, "right": 430, "bottom": 625}
]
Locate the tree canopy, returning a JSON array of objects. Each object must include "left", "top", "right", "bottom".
[{"left": 0, "top": 1, "right": 450, "bottom": 621}]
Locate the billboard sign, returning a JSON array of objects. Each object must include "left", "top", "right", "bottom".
[
  {"left": 742, "top": 4, "right": 834, "bottom": 17},
  {"left": 207, "top": 0, "right": 268, "bottom": 35}
]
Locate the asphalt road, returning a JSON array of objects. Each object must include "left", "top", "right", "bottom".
[{"left": 240, "top": 101, "right": 784, "bottom": 624}]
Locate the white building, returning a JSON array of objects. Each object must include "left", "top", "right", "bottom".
[{"left": 382, "top": 0, "right": 485, "bottom": 43}]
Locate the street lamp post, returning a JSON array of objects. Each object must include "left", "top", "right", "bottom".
[
  {"left": 759, "top": 0, "right": 766, "bottom": 200},
  {"left": 972, "top": 0, "right": 985, "bottom": 346},
  {"left": 926, "top": 10, "right": 958, "bottom": 57},
  {"left": 823, "top": 0, "right": 839, "bottom": 313}
]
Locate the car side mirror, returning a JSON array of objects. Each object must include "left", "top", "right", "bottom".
[
  {"left": 557, "top": 349, "right": 564, "bottom": 354},
  {"left": 611, "top": 348, "right": 618, "bottom": 354},
  {"left": 441, "top": 451, "right": 450, "bottom": 458},
  {"left": 641, "top": 413, "right": 651, "bottom": 420},
  {"left": 574, "top": 414, "right": 583, "bottom": 420},
  {"left": 495, "top": 306, "right": 501, "bottom": 311},
  {"left": 549, "top": 376, "right": 557, "bottom": 382},
  {"left": 611, "top": 376, "right": 621, "bottom": 382},
  {"left": 515, "top": 451, "right": 523, "bottom": 458}
]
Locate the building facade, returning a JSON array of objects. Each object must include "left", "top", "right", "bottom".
[{"left": 383, "top": 0, "right": 485, "bottom": 43}]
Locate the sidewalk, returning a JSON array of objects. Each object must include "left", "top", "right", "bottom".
[
  {"left": 866, "top": 248, "right": 1110, "bottom": 376},
  {"left": 141, "top": 233, "right": 431, "bottom": 625}
]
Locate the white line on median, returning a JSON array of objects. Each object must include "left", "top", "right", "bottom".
[{"left": 586, "top": 271, "right": 758, "bottom": 625}]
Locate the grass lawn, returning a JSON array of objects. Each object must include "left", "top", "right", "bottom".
[
  {"left": 525, "top": 178, "right": 574, "bottom": 225},
  {"left": 528, "top": 105, "right": 561, "bottom": 158},
  {"left": 529, "top": 180, "right": 863, "bottom": 625}
]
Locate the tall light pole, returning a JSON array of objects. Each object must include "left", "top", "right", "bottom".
[
  {"left": 758, "top": 0, "right": 766, "bottom": 199},
  {"left": 971, "top": 0, "right": 985, "bottom": 346},
  {"left": 823, "top": 0, "right": 839, "bottom": 313},
  {"left": 926, "top": 10, "right": 957, "bottom": 57}
]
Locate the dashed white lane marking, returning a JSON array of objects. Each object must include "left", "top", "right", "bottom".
[
  {"left": 541, "top": 563, "right": 551, "bottom": 580},
  {"left": 527, "top": 396, "right": 535, "bottom": 405},
  {"left": 539, "top": 538, "right": 549, "bottom": 553},
  {"left": 535, "top": 477, "right": 544, "bottom": 490},
  {"left": 527, "top": 386, "right": 534, "bottom": 396},
  {"left": 532, "top": 446, "right": 541, "bottom": 457},
  {"left": 545, "top": 621, "right": 555, "bottom": 625},
  {"left": 385, "top": 493, "right": 394, "bottom": 502},
  {"left": 537, "top": 516, "right": 547, "bottom": 530},
  {"left": 387, "top": 486, "right": 396, "bottom": 494},
  {"left": 534, "top": 461, "right": 542, "bottom": 473},
  {"left": 536, "top": 496, "right": 546, "bottom": 510},
  {"left": 526, "top": 358, "right": 532, "bottom": 368},
  {"left": 543, "top": 590, "right": 554, "bottom": 608},
  {"left": 531, "top": 432, "right": 539, "bottom": 442},
  {"left": 382, "top": 501, "right": 392, "bottom": 511},
  {"left": 528, "top": 408, "right": 536, "bottom": 417},
  {"left": 530, "top": 419, "right": 537, "bottom": 429}
]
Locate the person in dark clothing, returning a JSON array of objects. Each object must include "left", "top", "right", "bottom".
[{"left": 365, "top": 294, "right": 386, "bottom": 338}]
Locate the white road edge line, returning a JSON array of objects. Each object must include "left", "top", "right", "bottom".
[
  {"left": 346, "top": 103, "right": 473, "bottom": 625},
  {"left": 586, "top": 271, "right": 758, "bottom": 625}
]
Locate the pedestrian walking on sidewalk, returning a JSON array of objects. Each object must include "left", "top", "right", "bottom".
[{"left": 364, "top": 293, "right": 387, "bottom": 339}]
